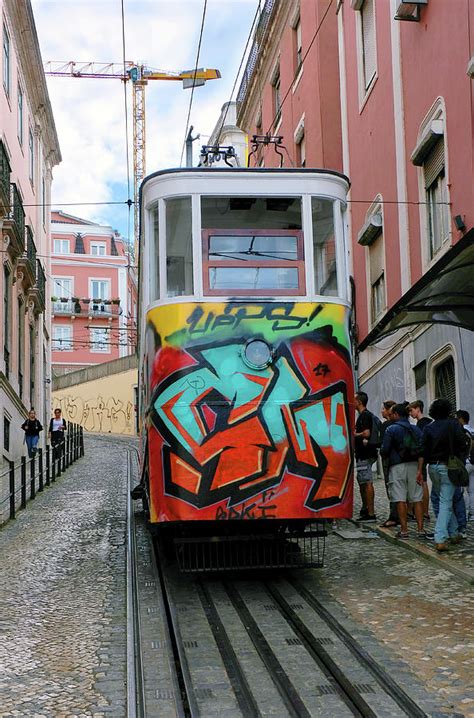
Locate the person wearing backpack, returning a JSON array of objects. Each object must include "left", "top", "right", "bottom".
[
  {"left": 456, "top": 410, "right": 474, "bottom": 523},
  {"left": 354, "top": 391, "right": 380, "bottom": 522},
  {"left": 380, "top": 403, "right": 430, "bottom": 540}
]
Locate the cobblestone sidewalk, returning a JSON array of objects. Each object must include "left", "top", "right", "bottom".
[
  {"left": 353, "top": 475, "right": 474, "bottom": 584},
  {"left": 0, "top": 434, "right": 134, "bottom": 718}
]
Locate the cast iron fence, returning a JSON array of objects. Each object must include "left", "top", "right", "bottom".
[{"left": 0, "top": 423, "right": 84, "bottom": 525}]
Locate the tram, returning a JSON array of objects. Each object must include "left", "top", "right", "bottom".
[{"left": 137, "top": 167, "right": 355, "bottom": 570}]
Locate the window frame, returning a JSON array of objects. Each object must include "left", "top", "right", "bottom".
[
  {"left": 202, "top": 228, "right": 306, "bottom": 297},
  {"left": 89, "top": 278, "right": 110, "bottom": 301},
  {"left": 53, "top": 239, "right": 70, "bottom": 254},
  {"left": 17, "top": 83, "right": 24, "bottom": 146},
  {"left": 90, "top": 326, "right": 110, "bottom": 353},
  {"left": 28, "top": 126, "right": 34, "bottom": 183},
  {"left": 52, "top": 324, "right": 73, "bottom": 352},
  {"left": 3, "top": 22, "right": 10, "bottom": 97},
  {"left": 90, "top": 241, "right": 107, "bottom": 256}
]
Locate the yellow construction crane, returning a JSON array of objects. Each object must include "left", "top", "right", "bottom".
[{"left": 44, "top": 61, "right": 221, "bottom": 251}]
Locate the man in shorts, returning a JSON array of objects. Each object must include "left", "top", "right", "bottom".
[
  {"left": 354, "top": 391, "right": 378, "bottom": 522},
  {"left": 380, "top": 403, "right": 432, "bottom": 539}
]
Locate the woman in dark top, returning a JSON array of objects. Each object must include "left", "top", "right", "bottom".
[
  {"left": 21, "top": 409, "right": 43, "bottom": 458},
  {"left": 417, "top": 398, "right": 467, "bottom": 552}
]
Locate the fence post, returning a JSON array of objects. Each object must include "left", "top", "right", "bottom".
[
  {"left": 68, "top": 428, "right": 72, "bottom": 466},
  {"left": 61, "top": 437, "right": 66, "bottom": 473},
  {"left": 38, "top": 448, "right": 44, "bottom": 492},
  {"left": 21, "top": 457, "right": 27, "bottom": 509},
  {"left": 46, "top": 445, "right": 51, "bottom": 486},
  {"left": 30, "top": 455, "right": 36, "bottom": 499},
  {"left": 56, "top": 444, "right": 62, "bottom": 478},
  {"left": 52, "top": 446, "right": 57, "bottom": 482},
  {"left": 80, "top": 426, "right": 84, "bottom": 457},
  {"left": 9, "top": 460, "right": 15, "bottom": 520}
]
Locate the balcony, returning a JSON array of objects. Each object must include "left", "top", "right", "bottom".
[
  {"left": 52, "top": 299, "right": 75, "bottom": 315},
  {"left": 17, "top": 226, "right": 37, "bottom": 289},
  {"left": 29, "top": 260, "right": 46, "bottom": 314},
  {"left": 0, "top": 140, "right": 11, "bottom": 217},
  {"left": 3, "top": 184, "right": 26, "bottom": 258},
  {"left": 50, "top": 297, "right": 122, "bottom": 318}
]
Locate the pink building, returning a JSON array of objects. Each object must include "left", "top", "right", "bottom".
[
  {"left": 1, "top": 0, "right": 60, "bottom": 472},
  {"left": 237, "top": 0, "right": 342, "bottom": 171},
  {"left": 51, "top": 212, "right": 137, "bottom": 375},
  {"left": 339, "top": 0, "right": 474, "bottom": 415},
  {"left": 237, "top": 0, "right": 474, "bottom": 415}
]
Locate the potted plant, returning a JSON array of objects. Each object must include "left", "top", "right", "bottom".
[
  {"left": 83, "top": 298, "right": 91, "bottom": 304},
  {"left": 51, "top": 296, "right": 58, "bottom": 302},
  {"left": 111, "top": 298, "right": 121, "bottom": 305}
]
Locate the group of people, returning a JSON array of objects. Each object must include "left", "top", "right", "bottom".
[
  {"left": 354, "top": 392, "right": 473, "bottom": 552},
  {"left": 21, "top": 408, "right": 67, "bottom": 458}
]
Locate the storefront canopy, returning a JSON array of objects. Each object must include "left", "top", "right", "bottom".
[{"left": 359, "top": 229, "right": 474, "bottom": 351}]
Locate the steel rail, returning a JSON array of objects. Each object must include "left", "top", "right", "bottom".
[
  {"left": 223, "top": 581, "right": 312, "bottom": 718},
  {"left": 126, "top": 449, "right": 146, "bottom": 718},
  {"left": 289, "top": 579, "right": 430, "bottom": 718}
]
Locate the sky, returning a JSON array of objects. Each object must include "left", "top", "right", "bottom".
[{"left": 31, "top": 0, "right": 258, "bottom": 241}]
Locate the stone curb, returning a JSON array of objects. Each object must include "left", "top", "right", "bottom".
[{"left": 373, "top": 524, "right": 474, "bottom": 586}]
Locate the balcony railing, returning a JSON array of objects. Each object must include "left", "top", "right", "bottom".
[
  {"left": 29, "top": 260, "right": 46, "bottom": 314},
  {"left": 236, "top": 0, "right": 276, "bottom": 108},
  {"left": 4, "top": 346, "right": 10, "bottom": 380},
  {"left": 18, "top": 226, "right": 37, "bottom": 288},
  {"left": 4, "top": 184, "right": 26, "bottom": 256},
  {"left": 50, "top": 297, "right": 122, "bottom": 317},
  {"left": 0, "top": 140, "right": 11, "bottom": 216},
  {"left": 53, "top": 300, "right": 75, "bottom": 315}
]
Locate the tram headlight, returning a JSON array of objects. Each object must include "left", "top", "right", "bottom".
[{"left": 242, "top": 339, "right": 273, "bottom": 370}]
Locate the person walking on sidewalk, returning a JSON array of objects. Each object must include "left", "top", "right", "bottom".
[
  {"left": 354, "top": 391, "right": 379, "bottom": 522},
  {"left": 456, "top": 410, "right": 474, "bottom": 523},
  {"left": 380, "top": 403, "right": 430, "bottom": 540},
  {"left": 21, "top": 409, "right": 43, "bottom": 459},
  {"left": 417, "top": 399, "right": 467, "bottom": 552},
  {"left": 48, "top": 408, "right": 67, "bottom": 459}
]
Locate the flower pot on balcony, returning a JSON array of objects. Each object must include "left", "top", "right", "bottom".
[
  {"left": 74, "top": 303, "right": 81, "bottom": 314},
  {"left": 111, "top": 299, "right": 120, "bottom": 305}
]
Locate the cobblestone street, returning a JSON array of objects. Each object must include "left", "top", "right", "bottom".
[{"left": 0, "top": 436, "right": 473, "bottom": 717}]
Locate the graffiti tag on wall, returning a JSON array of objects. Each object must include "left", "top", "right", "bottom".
[{"left": 54, "top": 394, "right": 134, "bottom": 434}]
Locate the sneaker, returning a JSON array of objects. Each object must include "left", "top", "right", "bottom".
[
  {"left": 435, "top": 542, "right": 449, "bottom": 552},
  {"left": 459, "top": 531, "right": 467, "bottom": 540},
  {"left": 358, "top": 509, "right": 369, "bottom": 519},
  {"left": 359, "top": 515, "right": 377, "bottom": 523},
  {"left": 417, "top": 530, "right": 434, "bottom": 540}
]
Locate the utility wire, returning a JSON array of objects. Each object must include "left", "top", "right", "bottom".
[
  {"left": 215, "top": 1, "right": 261, "bottom": 147},
  {"left": 179, "top": 0, "right": 208, "bottom": 167}
]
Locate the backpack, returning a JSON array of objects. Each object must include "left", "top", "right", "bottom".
[
  {"left": 396, "top": 423, "right": 421, "bottom": 462},
  {"left": 367, "top": 412, "right": 383, "bottom": 449}
]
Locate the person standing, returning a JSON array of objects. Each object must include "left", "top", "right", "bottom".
[
  {"left": 379, "top": 400, "right": 399, "bottom": 528},
  {"left": 21, "top": 409, "right": 43, "bottom": 458},
  {"left": 408, "top": 400, "right": 432, "bottom": 521},
  {"left": 380, "top": 403, "right": 429, "bottom": 539},
  {"left": 48, "top": 408, "right": 67, "bottom": 458},
  {"left": 354, "top": 391, "right": 378, "bottom": 522},
  {"left": 417, "top": 399, "right": 467, "bottom": 552},
  {"left": 456, "top": 410, "right": 474, "bottom": 524}
]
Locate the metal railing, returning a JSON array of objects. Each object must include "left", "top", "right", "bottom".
[
  {"left": 236, "top": 0, "right": 276, "bottom": 108},
  {"left": 25, "top": 225, "right": 37, "bottom": 279},
  {"left": 0, "top": 423, "right": 84, "bottom": 526},
  {"left": 0, "top": 139, "right": 11, "bottom": 211},
  {"left": 7, "top": 183, "right": 26, "bottom": 251}
]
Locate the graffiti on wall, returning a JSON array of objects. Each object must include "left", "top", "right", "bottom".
[
  {"left": 54, "top": 394, "right": 134, "bottom": 434},
  {"left": 146, "top": 302, "right": 354, "bottom": 522}
]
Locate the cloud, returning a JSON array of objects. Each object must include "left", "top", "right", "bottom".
[{"left": 31, "top": 0, "right": 257, "bottom": 236}]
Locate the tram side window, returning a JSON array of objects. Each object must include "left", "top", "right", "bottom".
[
  {"left": 151, "top": 206, "right": 160, "bottom": 300},
  {"left": 201, "top": 196, "right": 304, "bottom": 295},
  {"left": 165, "top": 197, "right": 193, "bottom": 297},
  {"left": 312, "top": 198, "right": 337, "bottom": 296}
]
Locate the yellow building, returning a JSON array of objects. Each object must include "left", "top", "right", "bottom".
[{"left": 52, "top": 354, "right": 138, "bottom": 435}]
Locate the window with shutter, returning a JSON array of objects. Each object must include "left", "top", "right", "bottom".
[
  {"left": 434, "top": 357, "right": 456, "bottom": 412},
  {"left": 424, "top": 139, "right": 449, "bottom": 260},
  {"left": 361, "top": 0, "right": 376, "bottom": 90},
  {"left": 369, "top": 232, "right": 385, "bottom": 322}
]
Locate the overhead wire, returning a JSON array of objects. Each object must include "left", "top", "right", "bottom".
[{"left": 179, "top": 0, "right": 208, "bottom": 167}]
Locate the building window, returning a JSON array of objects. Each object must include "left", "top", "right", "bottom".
[
  {"left": 272, "top": 67, "right": 281, "bottom": 123},
  {"left": 424, "top": 139, "right": 449, "bottom": 261},
  {"left": 4, "top": 265, "right": 11, "bottom": 379},
  {"left": 360, "top": 0, "right": 376, "bottom": 91},
  {"left": 53, "top": 239, "right": 70, "bottom": 254},
  {"left": 90, "top": 279, "right": 110, "bottom": 301},
  {"left": 52, "top": 325, "right": 73, "bottom": 352},
  {"left": 17, "top": 84, "right": 24, "bottom": 145},
  {"left": 294, "top": 16, "right": 302, "bottom": 72},
  {"left": 18, "top": 298, "right": 24, "bottom": 398},
  {"left": 434, "top": 356, "right": 456, "bottom": 410},
  {"left": 90, "top": 327, "right": 109, "bottom": 353},
  {"left": 312, "top": 199, "right": 337, "bottom": 296},
  {"left": 28, "top": 128, "right": 34, "bottom": 183},
  {"left": 52, "top": 278, "right": 73, "bottom": 313},
  {"left": 91, "top": 242, "right": 106, "bottom": 256},
  {"left": 4, "top": 415, "right": 10, "bottom": 453},
  {"left": 369, "top": 233, "right": 386, "bottom": 323},
  {"left": 3, "top": 23, "right": 10, "bottom": 96},
  {"left": 166, "top": 197, "right": 193, "bottom": 298}
]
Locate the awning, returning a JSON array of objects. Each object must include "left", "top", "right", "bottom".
[{"left": 359, "top": 229, "right": 474, "bottom": 351}]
